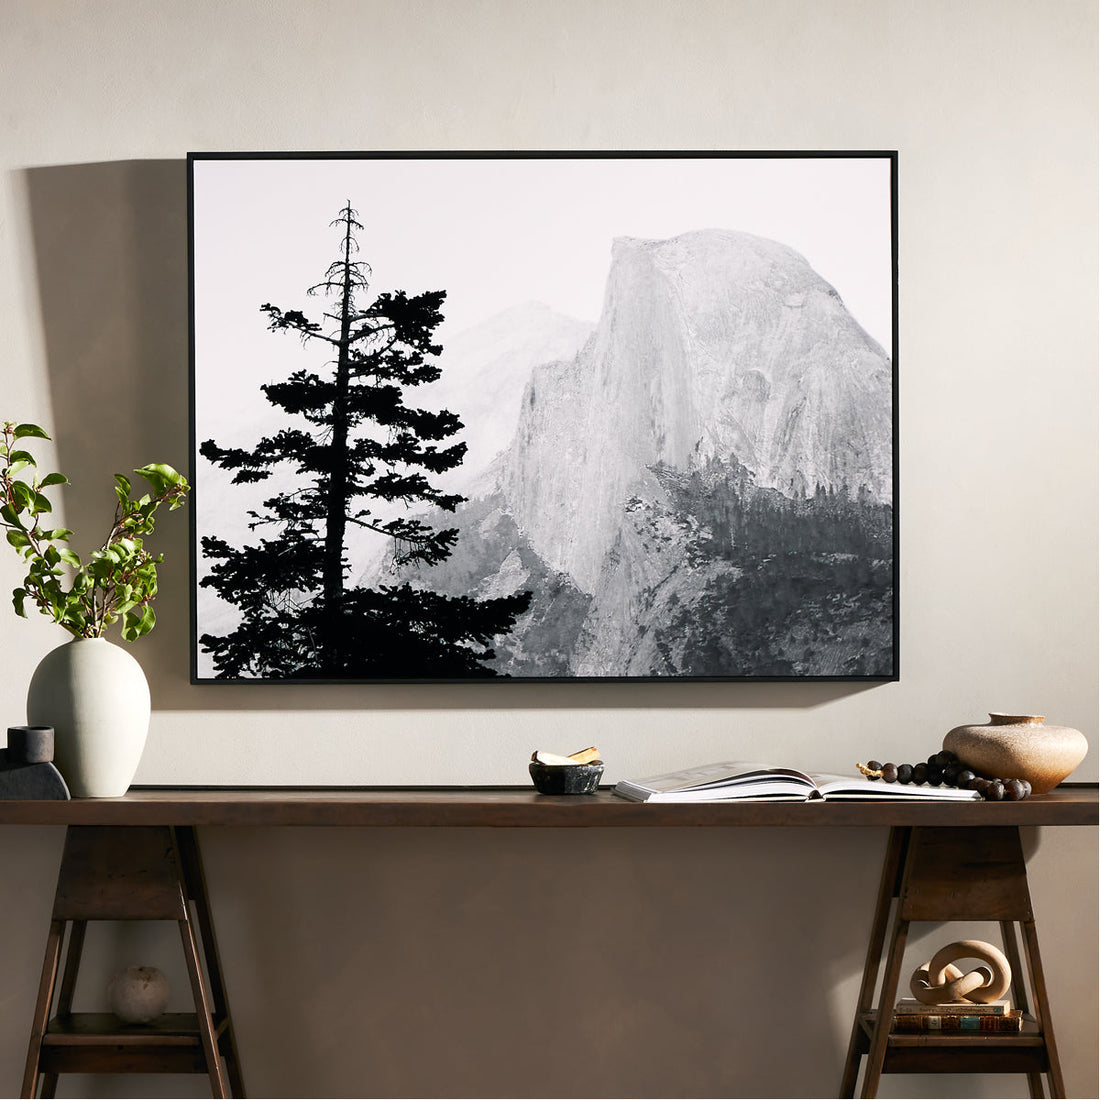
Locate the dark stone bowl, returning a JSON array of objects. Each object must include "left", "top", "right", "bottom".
[{"left": 529, "top": 761, "right": 604, "bottom": 795}]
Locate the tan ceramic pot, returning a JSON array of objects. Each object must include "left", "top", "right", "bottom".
[{"left": 943, "top": 713, "right": 1088, "bottom": 795}]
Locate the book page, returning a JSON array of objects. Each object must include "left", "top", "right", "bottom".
[
  {"left": 628, "top": 761, "right": 815, "bottom": 793},
  {"left": 811, "top": 774, "right": 982, "bottom": 800},
  {"left": 642, "top": 778, "right": 815, "bottom": 802}
]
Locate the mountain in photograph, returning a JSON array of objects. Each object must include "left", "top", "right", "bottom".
[
  {"left": 415, "top": 302, "right": 595, "bottom": 493},
  {"left": 373, "top": 228, "right": 894, "bottom": 677}
]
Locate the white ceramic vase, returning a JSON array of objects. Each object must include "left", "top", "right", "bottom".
[{"left": 26, "top": 637, "right": 151, "bottom": 798}]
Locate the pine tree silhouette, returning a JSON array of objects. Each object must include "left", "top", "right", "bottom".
[{"left": 199, "top": 203, "right": 530, "bottom": 678}]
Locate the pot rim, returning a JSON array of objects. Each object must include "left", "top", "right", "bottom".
[{"left": 988, "top": 712, "right": 1045, "bottom": 726}]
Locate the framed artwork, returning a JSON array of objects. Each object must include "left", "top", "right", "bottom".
[{"left": 189, "top": 151, "right": 897, "bottom": 683}]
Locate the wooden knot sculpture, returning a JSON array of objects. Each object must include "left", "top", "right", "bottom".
[{"left": 909, "top": 939, "right": 1012, "bottom": 1004}]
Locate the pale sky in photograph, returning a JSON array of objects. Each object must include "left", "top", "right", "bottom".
[{"left": 192, "top": 153, "right": 894, "bottom": 388}]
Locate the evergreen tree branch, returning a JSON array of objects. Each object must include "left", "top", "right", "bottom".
[{"left": 198, "top": 202, "right": 528, "bottom": 679}]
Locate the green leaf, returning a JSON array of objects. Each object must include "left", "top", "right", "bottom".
[
  {"left": 57, "top": 548, "right": 81, "bottom": 567},
  {"left": 31, "top": 493, "right": 51, "bottom": 515},
  {"left": 61, "top": 598, "right": 87, "bottom": 632},
  {"left": 5, "top": 460, "right": 30, "bottom": 476},
  {"left": 39, "top": 472, "right": 68, "bottom": 488},
  {"left": 9, "top": 481, "right": 33, "bottom": 512},
  {"left": 134, "top": 464, "right": 172, "bottom": 496},
  {"left": 12, "top": 588, "right": 26, "bottom": 617},
  {"left": 12, "top": 424, "right": 50, "bottom": 440},
  {"left": 114, "top": 473, "right": 132, "bottom": 497},
  {"left": 0, "top": 504, "right": 22, "bottom": 527},
  {"left": 121, "top": 604, "right": 155, "bottom": 641},
  {"left": 87, "top": 558, "right": 112, "bottom": 585},
  {"left": 5, "top": 529, "right": 30, "bottom": 550},
  {"left": 41, "top": 527, "right": 72, "bottom": 541},
  {"left": 135, "top": 463, "right": 187, "bottom": 500}
]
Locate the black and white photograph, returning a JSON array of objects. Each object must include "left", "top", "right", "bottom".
[{"left": 189, "top": 152, "right": 897, "bottom": 682}]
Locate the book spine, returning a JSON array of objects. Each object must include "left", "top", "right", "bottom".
[
  {"left": 891, "top": 1012, "right": 1023, "bottom": 1033},
  {"left": 893, "top": 1003, "right": 1007, "bottom": 1016}
]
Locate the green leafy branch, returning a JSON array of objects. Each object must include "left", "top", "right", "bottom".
[{"left": 0, "top": 421, "right": 190, "bottom": 641}]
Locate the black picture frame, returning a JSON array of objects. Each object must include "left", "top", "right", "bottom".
[{"left": 188, "top": 151, "right": 898, "bottom": 684}]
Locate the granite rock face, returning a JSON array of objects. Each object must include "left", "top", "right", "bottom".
[
  {"left": 365, "top": 229, "right": 895, "bottom": 677},
  {"left": 499, "top": 231, "right": 892, "bottom": 591}
]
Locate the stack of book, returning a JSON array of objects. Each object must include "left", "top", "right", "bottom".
[{"left": 891, "top": 998, "right": 1023, "bottom": 1032}]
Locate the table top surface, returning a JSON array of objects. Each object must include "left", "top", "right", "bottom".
[{"left": 0, "top": 785, "right": 1094, "bottom": 827}]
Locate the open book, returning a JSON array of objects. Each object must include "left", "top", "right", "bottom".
[{"left": 612, "top": 761, "right": 983, "bottom": 803}]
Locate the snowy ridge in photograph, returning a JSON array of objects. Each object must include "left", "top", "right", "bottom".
[{"left": 411, "top": 302, "right": 594, "bottom": 494}]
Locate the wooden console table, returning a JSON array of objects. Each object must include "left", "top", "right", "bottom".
[
  {"left": 2, "top": 786, "right": 1095, "bottom": 1099},
  {"left": 0, "top": 786, "right": 1094, "bottom": 828}
]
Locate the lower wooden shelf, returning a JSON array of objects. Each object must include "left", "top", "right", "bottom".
[
  {"left": 39, "top": 1013, "right": 230, "bottom": 1075},
  {"left": 22, "top": 827, "right": 244, "bottom": 1097},
  {"left": 840, "top": 827, "right": 1065, "bottom": 1096},
  {"left": 855, "top": 1012, "right": 1049, "bottom": 1075}
]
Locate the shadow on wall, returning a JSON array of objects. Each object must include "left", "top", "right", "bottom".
[
  {"left": 22, "top": 160, "right": 884, "bottom": 713},
  {"left": 23, "top": 160, "right": 193, "bottom": 705}
]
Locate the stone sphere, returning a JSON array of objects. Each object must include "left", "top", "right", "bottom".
[{"left": 108, "top": 966, "right": 170, "bottom": 1023}]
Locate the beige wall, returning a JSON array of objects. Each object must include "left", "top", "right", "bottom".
[{"left": 0, "top": 1, "right": 1095, "bottom": 1096}]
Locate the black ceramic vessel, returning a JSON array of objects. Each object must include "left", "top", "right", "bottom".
[{"left": 7, "top": 726, "right": 54, "bottom": 764}]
